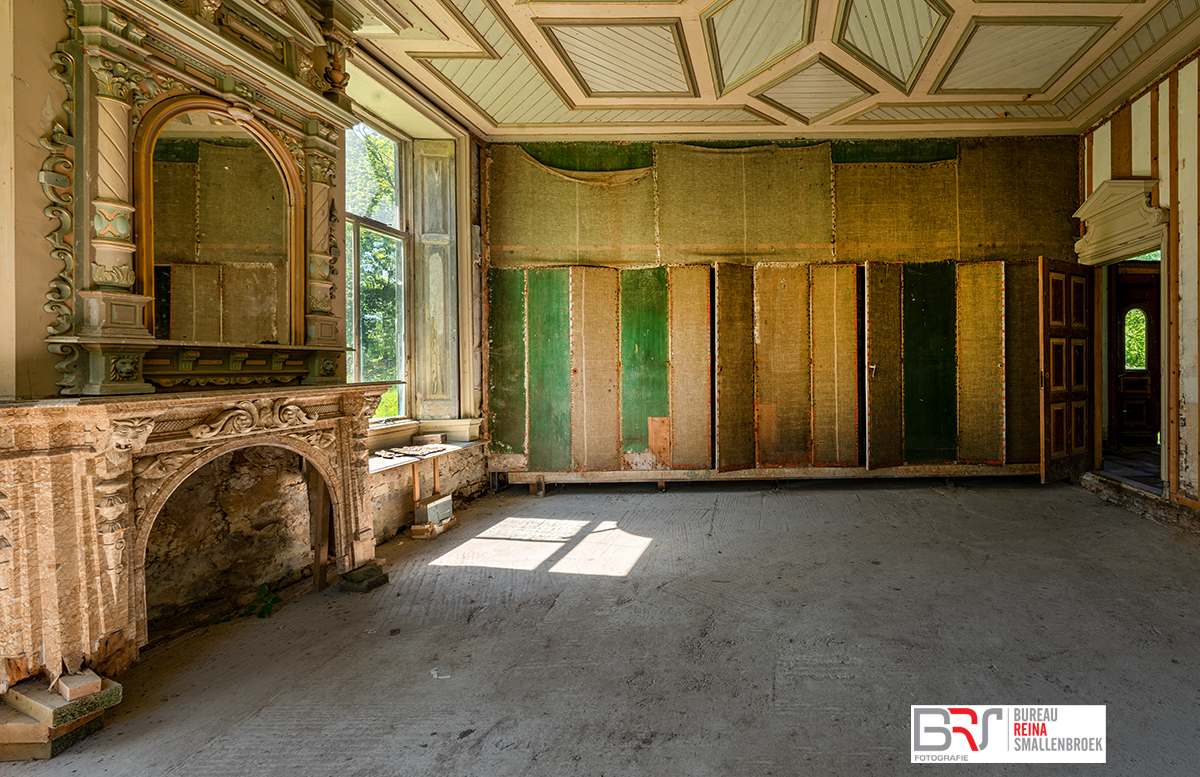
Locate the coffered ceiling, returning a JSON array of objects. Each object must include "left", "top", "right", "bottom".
[{"left": 346, "top": 0, "right": 1200, "bottom": 139}]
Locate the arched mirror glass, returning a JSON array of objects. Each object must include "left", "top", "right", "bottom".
[
  {"left": 150, "top": 111, "right": 289, "bottom": 344},
  {"left": 1124, "top": 307, "right": 1147, "bottom": 370}
]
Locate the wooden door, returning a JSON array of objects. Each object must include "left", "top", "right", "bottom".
[
  {"left": 1039, "top": 257, "right": 1095, "bottom": 483},
  {"left": 865, "top": 262, "right": 904, "bottom": 468},
  {"left": 1108, "top": 262, "right": 1161, "bottom": 445}
]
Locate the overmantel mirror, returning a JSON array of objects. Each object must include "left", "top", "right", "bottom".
[
  {"left": 137, "top": 99, "right": 304, "bottom": 348},
  {"left": 123, "top": 96, "right": 342, "bottom": 392}
]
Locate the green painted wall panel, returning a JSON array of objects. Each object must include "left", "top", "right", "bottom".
[
  {"left": 519, "top": 142, "right": 653, "bottom": 172},
  {"left": 514, "top": 139, "right": 957, "bottom": 173},
  {"left": 903, "top": 262, "right": 958, "bottom": 463},
  {"left": 487, "top": 268, "right": 526, "bottom": 454},
  {"left": 621, "top": 267, "right": 669, "bottom": 452},
  {"left": 527, "top": 269, "right": 572, "bottom": 470},
  {"left": 831, "top": 139, "right": 958, "bottom": 164}
]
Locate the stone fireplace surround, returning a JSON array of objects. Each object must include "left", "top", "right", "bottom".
[{"left": 0, "top": 383, "right": 386, "bottom": 691}]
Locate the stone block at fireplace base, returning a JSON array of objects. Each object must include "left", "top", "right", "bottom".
[
  {"left": 337, "top": 562, "right": 388, "bottom": 593},
  {"left": 0, "top": 676, "right": 121, "bottom": 760}
]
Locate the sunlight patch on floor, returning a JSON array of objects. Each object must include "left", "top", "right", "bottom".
[{"left": 429, "top": 517, "right": 652, "bottom": 575}]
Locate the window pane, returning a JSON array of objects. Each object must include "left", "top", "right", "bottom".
[
  {"left": 1124, "top": 308, "right": 1146, "bottom": 369},
  {"left": 346, "top": 124, "right": 399, "bottom": 228},
  {"left": 345, "top": 221, "right": 356, "bottom": 381},
  {"left": 358, "top": 228, "right": 404, "bottom": 417}
]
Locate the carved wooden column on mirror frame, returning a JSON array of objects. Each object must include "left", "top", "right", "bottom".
[
  {"left": 79, "top": 56, "right": 155, "bottom": 395},
  {"left": 304, "top": 149, "right": 345, "bottom": 384}
]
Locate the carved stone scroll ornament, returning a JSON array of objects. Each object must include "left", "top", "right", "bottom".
[
  {"left": 289, "top": 429, "right": 336, "bottom": 449},
  {"left": 132, "top": 451, "right": 193, "bottom": 524},
  {"left": 188, "top": 397, "right": 318, "bottom": 439}
]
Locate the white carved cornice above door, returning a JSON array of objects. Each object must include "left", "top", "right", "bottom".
[{"left": 1073, "top": 179, "right": 1167, "bottom": 267}]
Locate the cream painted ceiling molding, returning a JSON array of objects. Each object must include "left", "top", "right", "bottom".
[{"left": 346, "top": 0, "right": 1200, "bottom": 139}]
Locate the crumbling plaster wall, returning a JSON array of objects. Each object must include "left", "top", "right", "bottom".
[{"left": 144, "top": 448, "right": 312, "bottom": 632}]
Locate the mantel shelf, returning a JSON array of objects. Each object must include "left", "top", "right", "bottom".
[{"left": 45, "top": 336, "right": 351, "bottom": 352}]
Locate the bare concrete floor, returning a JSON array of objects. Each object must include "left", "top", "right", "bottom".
[{"left": 7, "top": 478, "right": 1200, "bottom": 776}]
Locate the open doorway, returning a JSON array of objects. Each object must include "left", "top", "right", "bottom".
[{"left": 1102, "top": 249, "right": 1163, "bottom": 492}]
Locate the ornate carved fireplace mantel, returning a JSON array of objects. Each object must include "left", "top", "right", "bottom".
[{"left": 0, "top": 383, "right": 386, "bottom": 691}]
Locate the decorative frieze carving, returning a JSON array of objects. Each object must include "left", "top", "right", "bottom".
[
  {"left": 200, "top": 0, "right": 223, "bottom": 24},
  {"left": 148, "top": 375, "right": 301, "bottom": 388},
  {"left": 188, "top": 397, "right": 318, "bottom": 439},
  {"left": 268, "top": 125, "right": 306, "bottom": 176},
  {"left": 308, "top": 153, "right": 335, "bottom": 186},
  {"left": 298, "top": 51, "right": 328, "bottom": 93},
  {"left": 89, "top": 56, "right": 143, "bottom": 101},
  {"left": 91, "top": 262, "right": 137, "bottom": 289},
  {"left": 290, "top": 429, "right": 336, "bottom": 449}
]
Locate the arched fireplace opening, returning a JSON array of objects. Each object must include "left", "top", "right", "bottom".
[{"left": 142, "top": 446, "right": 321, "bottom": 642}]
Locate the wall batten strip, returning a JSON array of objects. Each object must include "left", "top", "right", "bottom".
[
  {"left": 1132, "top": 91, "right": 1153, "bottom": 177},
  {"left": 1176, "top": 60, "right": 1198, "bottom": 498}
]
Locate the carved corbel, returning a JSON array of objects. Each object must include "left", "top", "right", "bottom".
[
  {"left": 95, "top": 479, "right": 129, "bottom": 619},
  {"left": 96, "top": 417, "right": 156, "bottom": 471}
]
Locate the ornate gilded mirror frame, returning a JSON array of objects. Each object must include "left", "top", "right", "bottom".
[
  {"left": 41, "top": 0, "right": 362, "bottom": 396},
  {"left": 133, "top": 96, "right": 308, "bottom": 347}
]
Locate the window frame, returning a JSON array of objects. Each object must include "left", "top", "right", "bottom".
[{"left": 344, "top": 120, "right": 414, "bottom": 422}]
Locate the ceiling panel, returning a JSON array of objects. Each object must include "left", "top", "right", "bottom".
[
  {"left": 753, "top": 55, "right": 873, "bottom": 123},
  {"left": 937, "top": 20, "right": 1113, "bottom": 94},
  {"left": 703, "top": 0, "right": 816, "bottom": 93},
  {"left": 541, "top": 22, "right": 695, "bottom": 97},
  {"left": 358, "top": 0, "right": 1200, "bottom": 137},
  {"left": 419, "top": 0, "right": 761, "bottom": 125},
  {"left": 837, "top": 0, "right": 950, "bottom": 92}
]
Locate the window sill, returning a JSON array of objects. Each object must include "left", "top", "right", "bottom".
[{"left": 366, "top": 417, "right": 482, "bottom": 452}]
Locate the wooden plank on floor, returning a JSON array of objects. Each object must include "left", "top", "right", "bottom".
[
  {"left": 958, "top": 261, "right": 1006, "bottom": 463},
  {"left": 527, "top": 268, "right": 571, "bottom": 471},
  {"left": 487, "top": 268, "right": 527, "bottom": 456},
  {"left": 1006, "top": 261, "right": 1040, "bottom": 463},
  {"left": 570, "top": 267, "right": 621, "bottom": 469},
  {"left": 715, "top": 263, "right": 755, "bottom": 470},
  {"left": 669, "top": 266, "right": 711, "bottom": 469},
  {"left": 810, "top": 264, "right": 858, "bottom": 466},
  {"left": 620, "top": 267, "right": 669, "bottom": 464},
  {"left": 903, "top": 262, "right": 957, "bottom": 463},
  {"left": 865, "top": 262, "right": 903, "bottom": 468},
  {"left": 756, "top": 264, "right": 811, "bottom": 466}
]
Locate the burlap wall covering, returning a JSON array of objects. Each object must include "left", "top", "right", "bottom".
[
  {"left": 487, "top": 145, "right": 656, "bottom": 268},
  {"left": 654, "top": 143, "right": 834, "bottom": 264},
  {"left": 834, "top": 161, "right": 958, "bottom": 263}
]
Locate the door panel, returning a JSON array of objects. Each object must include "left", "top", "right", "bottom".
[
  {"left": 865, "top": 262, "right": 903, "bottom": 468},
  {"left": 1040, "top": 257, "right": 1094, "bottom": 483}
]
